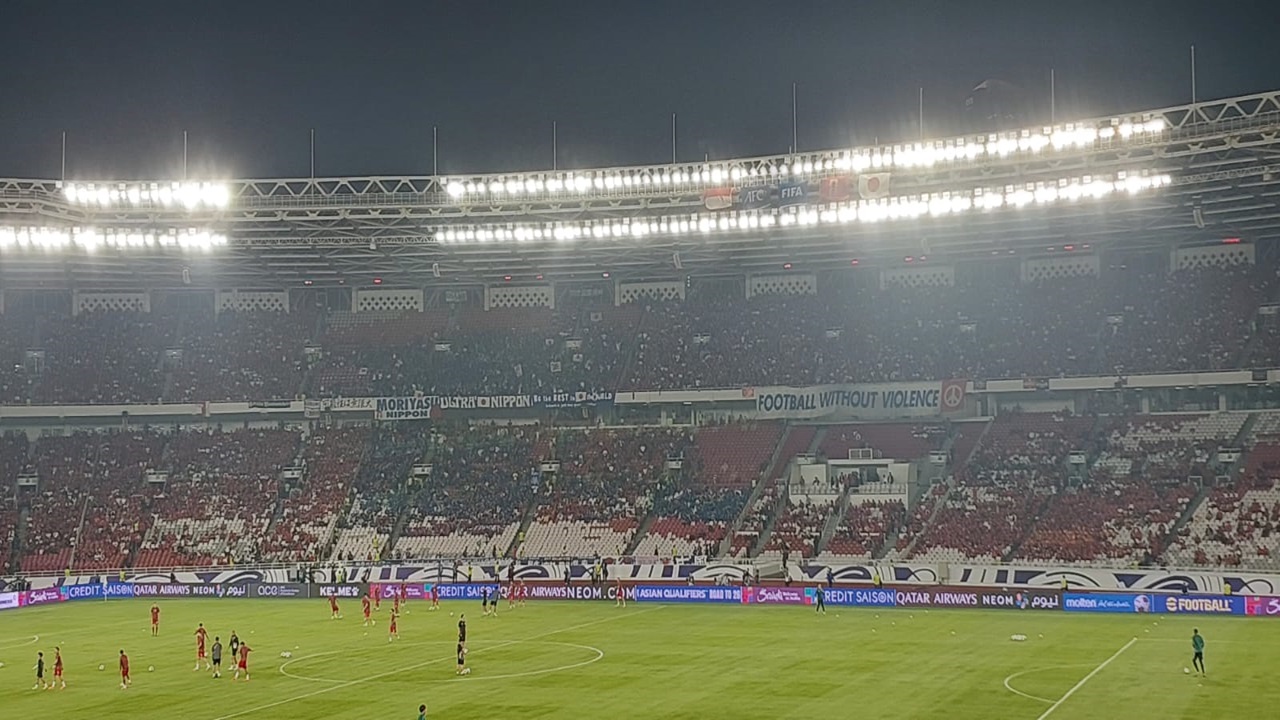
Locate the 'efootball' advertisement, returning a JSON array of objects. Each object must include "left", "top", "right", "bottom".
[{"left": 1063, "top": 592, "right": 1246, "bottom": 615}]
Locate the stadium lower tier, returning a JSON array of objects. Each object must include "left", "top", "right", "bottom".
[{"left": 3, "top": 409, "right": 1280, "bottom": 575}]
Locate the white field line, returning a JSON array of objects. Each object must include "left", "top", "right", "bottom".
[
  {"left": 1035, "top": 637, "right": 1136, "bottom": 720},
  {"left": 211, "top": 606, "right": 662, "bottom": 720}
]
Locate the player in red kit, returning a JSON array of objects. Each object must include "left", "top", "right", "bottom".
[
  {"left": 388, "top": 609, "right": 399, "bottom": 642},
  {"left": 194, "top": 623, "right": 209, "bottom": 671},
  {"left": 399, "top": 583, "right": 408, "bottom": 612},
  {"left": 119, "top": 650, "right": 131, "bottom": 689},
  {"left": 362, "top": 594, "right": 373, "bottom": 626},
  {"left": 150, "top": 603, "right": 160, "bottom": 636},
  {"left": 329, "top": 594, "right": 341, "bottom": 620},
  {"left": 393, "top": 589, "right": 401, "bottom": 616},
  {"left": 234, "top": 642, "right": 252, "bottom": 681},
  {"left": 52, "top": 646, "right": 65, "bottom": 689},
  {"left": 518, "top": 580, "right": 528, "bottom": 607},
  {"left": 430, "top": 584, "right": 440, "bottom": 611}
]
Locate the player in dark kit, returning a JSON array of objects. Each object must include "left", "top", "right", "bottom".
[
  {"left": 211, "top": 637, "right": 223, "bottom": 678},
  {"left": 229, "top": 631, "right": 240, "bottom": 661},
  {"left": 33, "top": 651, "right": 46, "bottom": 690},
  {"left": 458, "top": 614, "right": 467, "bottom": 645},
  {"left": 814, "top": 586, "right": 826, "bottom": 614},
  {"left": 1192, "top": 628, "right": 1206, "bottom": 675},
  {"left": 455, "top": 641, "right": 469, "bottom": 675}
]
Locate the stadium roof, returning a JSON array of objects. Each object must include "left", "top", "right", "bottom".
[{"left": 2, "top": 90, "right": 1279, "bottom": 290}]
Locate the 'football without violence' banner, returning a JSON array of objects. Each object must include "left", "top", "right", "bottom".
[{"left": 748, "top": 379, "right": 967, "bottom": 421}]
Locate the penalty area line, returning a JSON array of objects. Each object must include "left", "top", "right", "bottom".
[
  {"left": 213, "top": 606, "right": 661, "bottom": 720},
  {"left": 1035, "top": 637, "right": 1136, "bottom": 720}
]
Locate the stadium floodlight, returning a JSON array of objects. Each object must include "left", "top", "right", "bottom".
[{"left": 446, "top": 181, "right": 465, "bottom": 198}]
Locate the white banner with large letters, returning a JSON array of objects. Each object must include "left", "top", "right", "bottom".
[{"left": 749, "top": 379, "right": 967, "bottom": 420}]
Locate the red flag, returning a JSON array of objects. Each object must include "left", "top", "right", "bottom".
[
  {"left": 702, "top": 187, "right": 734, "bottom": 211},
  {"left": 819, "top": 176, "right": 852, "bottom": 201}
]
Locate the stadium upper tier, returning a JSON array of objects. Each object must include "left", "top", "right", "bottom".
[
  {"left": 0, "top": 250, "right": 1276, "bottom": 405},
  {"left": 2, "top": 90, "right": 1280, "bottom": 287}
]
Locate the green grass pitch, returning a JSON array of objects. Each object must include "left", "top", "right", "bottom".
[{"left": 1, "top": 598, "right": 1278, "bottom": 719}]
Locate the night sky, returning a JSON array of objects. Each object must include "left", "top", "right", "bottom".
[{"left": 2, "top": 0, "right": 1279, "bottom": 180}]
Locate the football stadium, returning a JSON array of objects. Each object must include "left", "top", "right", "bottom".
[{"left": 5, "top": 5, "right": 1280, "bottom": 719}]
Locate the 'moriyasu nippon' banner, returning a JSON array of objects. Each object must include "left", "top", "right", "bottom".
[{"left": 750, "top": 379, "right": 967, "bottom": 420}]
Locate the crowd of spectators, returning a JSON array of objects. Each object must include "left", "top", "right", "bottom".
[
  {"left": 0, "top": 261, "right": 1274, "bottom": 404},
  {"left": 899, "top": 413, "right": 1093, "bottom": 563},
  {"left": 820, "top": 500, "right": 908, "bottom": 560},
  {"left": 138, "top": 429, "right": 299, "bottom": 567},
  {"left": 330, "top": 425, "right": 427, "bottom": 561},
  {"left": 397, "top": 425, "right": 540, "bottom": 559},
  {"left": 261, "top": 427, "right": 368, "bottom": 562},
  {"left": 170, "top": 310, "right": 312, "bottom": 402}
]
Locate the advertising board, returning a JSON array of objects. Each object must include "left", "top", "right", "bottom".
[{"left": 633, "top": 585, "right": 742, "bottom": 603}]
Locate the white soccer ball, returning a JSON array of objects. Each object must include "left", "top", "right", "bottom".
[
  {"left": 148, "top": 665, "right": 155, "bottom": 672},
  {"left": 98, "top": 664, "right": 104, "bottom": 671},
  {"left": 1184, "top": 667, "right": 1190, "bottom": 674},
  {"left": 280, "top": 652, "right": 292, "bottom": 658}
]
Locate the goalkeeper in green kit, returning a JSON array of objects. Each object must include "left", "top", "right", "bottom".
[{"left": 1191, "top": 629, "right": 1205, "bottom": 675}]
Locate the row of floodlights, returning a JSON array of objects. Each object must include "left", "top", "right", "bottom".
[
  {"left": 435, "top": 172, "right": 1171, "bottom": 244},
  {"left": 63, "top": 182, "right": 231, "bottom": 209},
  {"left": 443, "top": 119, "right": 1169, "bottom": 199},
  {"left": 0, "top": 227, "right": 228, "bottom": 251}
]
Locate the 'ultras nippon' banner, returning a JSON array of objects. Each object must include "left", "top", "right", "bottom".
[
  {"left": 751, "top": 379, "right": 967, "bottom": 420},
  {"left": 374, "top": 392, "right": 615, "bottom": 420}
]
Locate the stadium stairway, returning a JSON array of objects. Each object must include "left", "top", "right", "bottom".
[
  {"left": 814, "top": 486, "right": 853, "bottom": 556},
  {"left": 505, "top": 495, "right": 538, "bottom": 559},
  {"left": 716, "top": 425, "right": 817, "bottom": 557},
  {"left": 385, "top": 508, "right": 411, "bottom": 560},
  {"left": 7, "top": 507, "right": 28, "bottom": 573},
  {"left": 1153, "top": 412, "right": 1259, "bottom": 562},
  {"left": 624, "top": 510, "right": 657, "bottom": 557},
  {"left": 749, "top": 489, "right": 790, "bottom": 558},
  {"left": 66, "top": 494, "right": 91, "bottom": 571}
]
